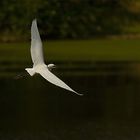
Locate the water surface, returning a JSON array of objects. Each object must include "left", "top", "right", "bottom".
[{"left": 0, "top": 61, "right": 140, "bottom": 139}]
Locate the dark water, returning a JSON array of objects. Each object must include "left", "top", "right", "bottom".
[{"left": 0, "top": 62, "right": 140, "bottom": 139}]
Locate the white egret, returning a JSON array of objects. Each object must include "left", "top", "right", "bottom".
[{"left": 25, "top": 19, "right": 83, "bottom": 96}]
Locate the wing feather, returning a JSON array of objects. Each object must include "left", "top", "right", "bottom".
[
  {"left": 38, "top": 67, "right": 83, "bottom": 96},
  {"left": 31, "top": 19, "right": 44, "bottom": 66}
]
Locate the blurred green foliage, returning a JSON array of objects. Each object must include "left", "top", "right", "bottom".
[
  {"left": 0, "top": 0, "right": 140, "bottom": 41},
  {"left": 1, "top": 39, "right": 140, "bottom": 62}
]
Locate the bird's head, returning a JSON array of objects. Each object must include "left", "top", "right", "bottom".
[{"left": 48, "top": 64, "right": 56, "bottom": 71}]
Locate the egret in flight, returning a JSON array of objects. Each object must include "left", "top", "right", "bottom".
[{"left": 25, "top": 19, "right": 83, "bottom": 96}]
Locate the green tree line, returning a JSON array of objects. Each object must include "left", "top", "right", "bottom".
[{"left": 0, "top": 0, "right": 139, "bottom": 41}]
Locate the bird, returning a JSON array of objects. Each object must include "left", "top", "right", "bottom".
[{"left": 25, "top": 19, "right": 83, "bottom": 96}]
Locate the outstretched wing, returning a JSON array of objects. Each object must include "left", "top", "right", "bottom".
[
  {"left": 31, "top": 19, "right": 44, "bottom": 66},
  {"left": 38, "top": 67, "right": 83, "bottom": 96}
]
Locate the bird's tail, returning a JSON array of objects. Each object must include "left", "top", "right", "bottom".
[{"left": 25, "top": 68, "right": 35, "bottom": 76}]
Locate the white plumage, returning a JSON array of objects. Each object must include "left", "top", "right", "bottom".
[
  {"left": 31, "top": 19, "right": 44, "bottom": 66},
  {"left": 25, "top": 19, "right": 83, "bottom": 96}
]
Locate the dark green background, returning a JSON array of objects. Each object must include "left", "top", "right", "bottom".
[{"left": 0, "top": 0, "right": 140, "bottom": 41}]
